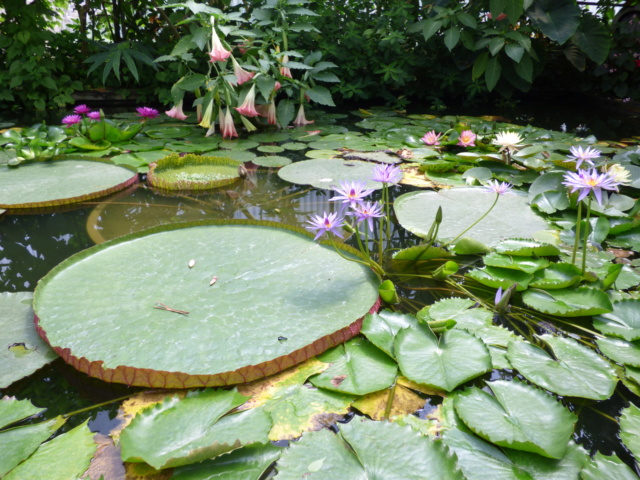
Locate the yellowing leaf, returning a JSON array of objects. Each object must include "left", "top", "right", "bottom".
[
  {"left": 397, "top": 376, "right": 448, "bottom": 397},
  {"left": 352, "top": 384, "right": 425, "bottom": 421},
  {"left": 83, "top": 433, "right": 125, "bottom": 480}
]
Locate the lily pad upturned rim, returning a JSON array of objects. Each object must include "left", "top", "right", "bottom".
[
  {"left": 33, "top": 219, "right": 381, "bottom": 388},
  {"left": 0, "top": 156, "right": 139, "bottom": 210},
  {"left": 146, "top": 153, "right": 241, "bottom": 191}
]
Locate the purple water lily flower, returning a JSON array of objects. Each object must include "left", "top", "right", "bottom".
[
  {"left": 372, "top": 164, "right": 403, "bottom": 185},
  {"left": 485, "top": 179, "right": 513, "bottom": 195},
  {"left": 87, "top": 111, "right": 101, "bottom": 120},
  {"left": 330, "top": 180, "right": 375, "bottom": 208},
  {"left": 348, "top": 201, "right": 385, "bottom": 232},
  {"left": 135, "top": 107, "right": 159, "bottom": 120},
  {"left": 306, "top": 212, "right": 345, "bottom": 240},
  {"left": 562, "top": 168, "right": 620, "bottom": 205},
  {"left": 568, "top": 146, "right": 600, "bottom": 169},
  {"left": 62, "top": 114, "right": 82, "bottom": 126}
]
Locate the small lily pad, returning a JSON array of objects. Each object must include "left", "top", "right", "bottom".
[
  {"left": 522, "top": 287, "right": 613, "bottom": 317},
  {"left": 593, "top": 299, "right": 640, "bottom": 341},
  {"left": 147, "top": 153, "right": 241, "bottom": 191},
  {"left": 252, "top": 156, "right": 293, "bottom": 167},
  {"left": 257, "top": 145, "right": 285, "bottom": 153},
  {"left": 278, "top": 158, "right": 383, "bottom": 190}
]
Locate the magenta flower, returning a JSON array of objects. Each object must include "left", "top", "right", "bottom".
[
  {"left": 293, "top": 104, "right": 314, "bottom": 127},
  {"left": 457, "top": 130, "right": 476, "bottom": 147},
  {"left": 87, "top": 111, "right": 101, "bottom": 120},
  {"left": 306, "top": 212, "right": 345, "bottom": 240},
  {"left": 231, "top": 57, "right": 255, "bottom": 86},
  {"left": 62, "top": 114, "right": 82, "bottom": 126},
  {"left": 165, "top": 100, "right": 188, "bottom": 121},
  {"left": 330, "top": 180, "right": 375, "bottom": 208},
  {"left": 562, "top": 168, "right": 620, "bottom": 205},
  {"left": 74, "top": 104, "right": 91, "bottom": 115},
  {"left": 136, "top": 107, "right": 159, "bottom": 120},
  {"left": 567, "top": 145, "right": 601, "bottom": 169},
  {"left": 348, "top": 201, "right": 385, "bottom": 232},
  {"left": 421, "top": 130, "right": 442, "bottom": 146},
  {"left": 372, "top": 164, "right": 403, "bottom": 184},
  {"left": 484, "top": 179, "right": 513, "bottom": 195},
  {"left": 208, "top": 18, "right": 231, "bottom": 62},
  {"left": 221, "top": 108, "right": 238, "bottom": 139},
  {"left": 234, "top": 84, "right": 260, "bottom": 117}
]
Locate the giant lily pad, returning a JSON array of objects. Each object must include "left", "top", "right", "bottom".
[
  {"left": 278, "top": 158, "right": 383, "bottom": 190},
  {"left": 0, "top": 158, "right": 138, "bottom": 209},
  {"left": 33, "top": 220, "right": 380, "bottom": 388},
  {"left": 394, "top": 188, "right": 550, "bottom": 246},
  {"left": 147, "top": 153, "right": 241, "bottom": 191},
  {"left": 0, "top": 292, "right": 57, "bottom": 388}
]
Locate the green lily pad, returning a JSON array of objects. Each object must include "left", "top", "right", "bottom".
[
  {"left": 257, "top": 145, "right": 285, "bottom": 153},
  {"left": 278, "top": 158, "right": 383, "bottom": 190},
  {"left": 466, "top": 266, "right": 533, "bottom": 291},
  {"left": 593, "top": 299, "right": 640, "bottom": 341},
  {"left": 360, "top": 309, "right": 420, "bottom": 359},
  {"left": 280, "top": 142, "right": 308, "bottom": 151},
  {"left": 33, "top": 220, "right": 380, "bottom": 388},
  {"left": 482, "top": 253, "right": 549, "bottom": 274},
  {"left": 0, "top": 158, "right": 138, "bottom": 209},
  {"left": 454, "top": 379, "right": 577, "bottom": 459},
  {"left": 305, "top": 149, "right": 340, "bottom": 159},
  {"left": 342, "top": 151, "right": 402, "bottom": 164},
  {"left": 580, "top": 452, "right": 639, "bottom": 480},
  {"left": 529, "top": 263, "right": 583, "bottom": 289},
  {"left": 0, "top": 292, "right": 57, "bottom": 388},
  {"left": 250, "top": 132, "right": 291, "bottom": 143},
  {"left": 506, "top": 335, "right": 617, "bottom": 400},
  {"left": 522, "top": 287, "right": 613, "bottom": 317},
  {"left": 494, "top": 238, "right": 561, "bottom": 256},
  {"left": 395, "top": 323, "right": 492, "bottom": 392},
  {"left": 3, "top": 420, "right": 96, "bottom": 480},
  {"left": 220, "top": 139, "right": 260, "bottom": 150},
  {"left": 252, "top": 156, "right": 292, "bottom": 167},
  {"left": 147, "top": 153, "right": 241, "bottom": 191},
  {"left": 619, "top": 403, "right": 640, "bottom": 461},
  {"left": 394, "top": 189, "right": 549, "bottom": 247},
  {"left": 310, "top": 337, "right": 397, "bottom": 395},
  {"left": 0, "top": 397, "right": 45, "bottom": 429},
  {"left": 120, "top": 388, "right": 271, "bottom": 469},
  {"left": 596, "top": 336, "right": 640, "bottom": 367},
  {"left": 144, "top": 126, "right": 195, "bottom": 139},
  {"left": 275, "top": 418, "right": 464, "bottom": 480}
]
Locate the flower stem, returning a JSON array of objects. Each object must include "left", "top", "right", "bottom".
[
  {"left": 572, "top": 200, "right": 583, "bottom": 265},
  {"left": 445, "top": 193, "right": 499, "bottom": 247},
  {"left": 581, "top": 197, "right": 592, "bottom": 275}
]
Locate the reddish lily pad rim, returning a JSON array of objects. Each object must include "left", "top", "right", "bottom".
[{"left": 33, "top": 219, "right": 380, "bottom": 388}]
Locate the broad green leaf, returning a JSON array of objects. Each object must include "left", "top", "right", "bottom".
[
  {"left": 0, "top": 292, "right": 57, "bottom": 388},
  {"left": 526, "top": 0, "right": 581, "bottom": 45},
  {"left": 278, "top": 158, "right": 383, "bottom": 190},
  {"left": 522, "top": 287, "right": 613, "bottom": 317},
  {"left": 596, "top": 336, "right": 640, "bottom": 367},
  {"left": 0, "top": 159, "right": 137, "bottom": 209},
  {"left": 171, "top": 443, "right": 282, "bottom": 480},
  {"left": 593, "top": 300, "right": 640, "bottom": 341},
  {"left": 33, "top": 221, "right": 379, "bottom": 388},
  {"left": 361, "top": 309, "right": 420, "bottom": 358},
  {"left": 467, "top": 266, "right": 533, "bottom": 290},
  {"left": 310, "top": 337, "right": 397, "bottom": 395},
  {"left": 494, "top": 238, "right": 561, "bottom": 256},
  {"left": 0, "top": 417, "right": 65, "bottom": 477},
  {"left": 485, "top": 56, "right": 501, "bottom": 91},
  {"left": 395, "top": 189, "right": 550, "bottom": 247},
  {"left": 275, "top": 419, "right": 465, "bottom": 480},
  {"left": 580, "top": 451, "right": 638, "bottom": 480},
  {"left": 507, "top": 335, "right": 617, "bottom": 400},
  {"left": 529, "top": 263, "right": 582, "bottom": 289},
  {"left": 428, "top": 298, "right": 475, "bottom": 321},
  {"left": 572, "top": 13, "right": 610, "bottom": 64},
  {"left": 619, "top": 403, "right": 640, "bottom": 460},
  {"left": 444, "top": 27, "right": 461, "bottom": 51},
  {"left": 454, "top": 379, "right": 577, "bottom": 458},
  {"left": 277, "top": 98, "right": 295, "bottom": 128},
  {"left": 69, "top": 136, "right": 112, "bottom": 150},
  {"left": 253, "top": 156, "right": 292, "bottom": 167},
  {"left": 4, "top": 420, "right": 96, "bottom": 480},
  {"left": 483, "top": 252, "right": 549, "bottom": 274},
  {"left": 0, "top": 397, "right": 45, "bottom": 429},
  {"left": 120, "top": 389, "right": 264, "bottom": 469},
  {"left": 395, "top": 324, "right": 492, "bottom": 392},
  {"left": 305, "top": 85, "right": 335, "bottom": 107}
]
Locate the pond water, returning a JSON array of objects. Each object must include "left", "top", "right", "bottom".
[{"left": 2, "top": 106, "right": 640, "bottom": 476}]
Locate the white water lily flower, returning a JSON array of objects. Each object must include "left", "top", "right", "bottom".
[
  {"left": 492, "top": 131, "right": 524, "bottom": 152},
  {"left": 602, "top": 163, "right": 632, "bottom": 185}
]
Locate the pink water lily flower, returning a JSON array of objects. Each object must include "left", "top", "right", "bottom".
[
  {"left": 74, "top": 104, "right": 91, "bottom": 115},
  {"left": 165, "top": 100, "right": 188, "bottom": 121},
  {"left": 62, "top": 114, "right": 82, "bottom": 126},
  {"left": 421, "top": 130, "right": 442, "bottom": 146},
  {"left": 136, "top": 107, "right": 159, "bottom": 120},
  {"left": 222, "top": 108, "right": 238, "bottom": 139},
  {"left": 235, "top": 84, "right": 260, "bottom": 117},
  {"left": 457, "top": 130, "right": 476, "bottom": 147},
  {"left": 231, "top": 57, "right": 255, "bottom": 85},
  {"left": 484, "top": 179, "right": 513, "bottom": 195},
  {"left": 208, "top": 17, "right": 231, "bottom": 62},
  {"left": 87, "top": 111, "right": 101, "bottom": 121},
  {"left": 293, "top": 104, "right": 314, "bottom": 127}
]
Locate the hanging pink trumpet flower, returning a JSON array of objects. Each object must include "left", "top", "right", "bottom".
[
  {"left": 293, "top": 104, "right": 314, "bottom": 127},
  {"left": 235, "top": 84, "right": 260, "bottom": 117},
  {"left": 222, "top": 108, "right": 238, "bottom": 139},
  {"left": 165, "top": 100, "right": 188, "bottom": 121},
  {"left": 208, "top": 17, "right": 231, "bottom": 62},
  {"left": 257, "top": 100, "right": 277, "bottom": 125},
  {"left": 231, "top": 57, "right": 255, "bottom": 85},
  {"left": 280, "top": 55, "right": 292, "bottom": 78}
]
